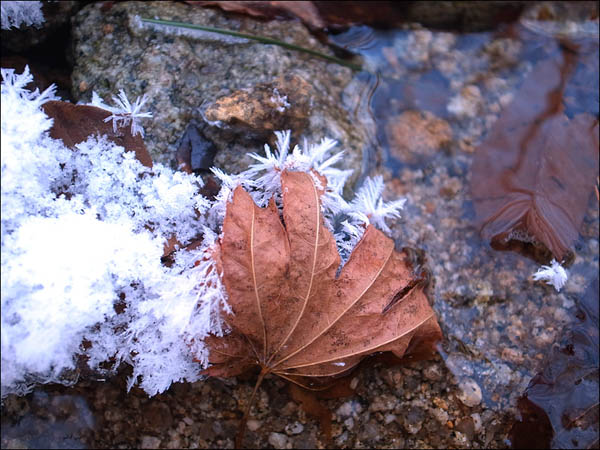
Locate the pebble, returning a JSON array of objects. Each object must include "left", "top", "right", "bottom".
[
  {"left": 386, "top": 110, "right": 453, "bottom": 163},
  {"left": 471, "top": 413, "right": 483, "bottom": 432},
  {"left": 447, "top": 85, "right": 483, "bottom": 118},
  {"left": 140, "top": 435, "right": 162, "bottom": 449},
  {"left": 384, "top": 413, "right": 397, "bottom": 425},
  {"left": 284, "top": 422, "right": 303, "bottom": 435},
  {"left": 268, "top": 432, "right": 288, "bottom": 448},
  {"left": 457, "top": 379, "right": 483, "bottom": 407},
  {"left": 246, "top": 419, "right": 262, "bottom": 432},
  {"left": 336, "top": 400, "right": 362, "bottom": 417},
  {"left": 423, "top": 364, "right": 443, "bottom": 381}
]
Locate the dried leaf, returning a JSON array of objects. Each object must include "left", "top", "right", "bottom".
[
  {"left": 471, "top": 47, "right": 599, "bottom": 261},
  {"left": 511, "top": 277, "right": 599, "bottom": 449},
  {"left": 189, "top": 1, "right": 325, "bottom": 29},
  {"left": 203, "top": 169, "right": 441, "bottom": 382},
  {"left": 202, "top": 170, "right": 440, "bottom": 444},
  {"left": 42, "top": 100, "right": 153, "bottom": 168}
]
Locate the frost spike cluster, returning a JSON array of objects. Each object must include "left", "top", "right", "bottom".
[
  {"left": 532, "top": 259, "right": 568, "bottom": 292},
  {"left": 87, "top": 89, "right": 153, "bottom": 137}
]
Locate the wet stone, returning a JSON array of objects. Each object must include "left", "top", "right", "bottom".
[
  {"left": 141, "top": 402, "right": 172, "bottom": 432},
  {"left": 139, "top": 435, "right": 162, "bottom": 449},
  {"left": 402, "top": 406, "right": 425, "bottom": 435},
  {"left": 246, "top": 419, "right": 262, "bottom": 432},
  {"left": 284, "top": 421, "right": 304, "bottom": 435},
  {"left": 203, "top": 74, "right": 311, "bottom": 139},
  {"left": 457, "top": 378, "right": 483, "bottom": 407},
  {"left": 386, "top": 110, "right": 453, "bottom": 163},
  {"left": 268, "top": 432, "right": 288, "bottom": 448}
]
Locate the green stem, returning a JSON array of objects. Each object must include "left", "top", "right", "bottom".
[{"left": 140, "top": 17, "right": 363, "bottom": 71}]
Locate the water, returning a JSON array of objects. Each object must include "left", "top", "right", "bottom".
[{"left": 327, "top": 3, "right": 598, "bottom": 447}]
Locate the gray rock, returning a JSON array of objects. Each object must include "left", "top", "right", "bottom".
[
  {"left": 457, "top": 378, "right": 483, "bottom": 407},
  {"left": 246, "top": 419, "right": 262, "bottom": 432},
  {"left": 284, "top": 421, "right": 303, "bottom": 435},
  {"left": 71, "top": 1, "right": 371, "bottom": 187},
  {"left": 268, "top": 431, "right": 288, "bottom": 448},
  {"left": 140, "top": 435, "right": 162, "bottom": 449}
]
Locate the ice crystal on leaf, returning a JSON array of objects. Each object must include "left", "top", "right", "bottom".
[
  {"left": 244, "top": 130, "right": 352, "bottom": 216},
  {"left": 1, "top": 66, "right": 410, "bottom": 398},
  {"left": 532, "top": 259, "right": 568, "bottom": 292}
]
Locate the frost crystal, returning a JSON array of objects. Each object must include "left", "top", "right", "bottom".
[
  {"left": 1, "top": 1, "right": 44, "bottom": 30},
  {"left": 240, "top": 131, "right": 405, "bottom": 263},
  {"left": 2, "top": 65, "right": 408, "bottom": 398},
  {"left": 89, "top": 89, "right": 153, "bottom": 137},
  {"left": 532, "top": 259, "right": 568, "bottom": 292},
  {"left": 244, "top": 130, "right": 352, "bottom": 218},
  {"left": 1, "top": 67, "right": 221, "bottom": 398},
  {"left": 348, "top": 175, "right": 406, "bottom": 234}
]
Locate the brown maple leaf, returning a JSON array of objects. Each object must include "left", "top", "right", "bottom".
[
  {"left": 201, "top": 170, "right": 441, "bottom": 443},
  {"left": 470, "top": 44, "right": 599, "bottom": 261}
]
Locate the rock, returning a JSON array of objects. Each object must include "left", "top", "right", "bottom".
[
  {"left": 203, "top": 74, "right": 311, "bottom": 139},
  {"left": 386, "top": 110, "right": 452, "bottom": 163},
  {"left": 423, "top": 364, "right": 443, "bottom": 381},
  {"left": 369, "top": 394, "right": 397, "bottom": 412},
  {"left": 246, "top": 419, "right": 262, "bottom": 432},
  {"left": 284, "top": 421, "right": 304, "bottom": 435},
  {"left": 139, "top": 435, "right": 162, "bottom": 449},
  {"left": 457, "top": 378, "right": 483, "bottom": 407},
  {"left": 402, "top": 406, "right": 425, "bottom": 434},
  {"left": 447, "top": 85, "right": 483, "bottom": 118},
  {"left": 268, "top": 432, "right": 288, "bottom": 448},
  {"left": 336, "top": 400, "right": 362, "bottom": 417},
  {"left": 141, "top": 402, "right": 173, "bottom": 432},
  {"left": 71, "top": 1, "right": 370, "bottom": 186}
]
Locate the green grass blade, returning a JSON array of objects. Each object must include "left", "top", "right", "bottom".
[{"left": 140, "top": 17, "right": 363, "bottom": 71}]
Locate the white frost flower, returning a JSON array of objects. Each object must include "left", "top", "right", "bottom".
[
  {"left": 89, "top": 89, "right": 153, "bottom": 137},
  {"left": 532, "top": 259, "right": 568, "bottom": 292},
  {"left": 347, "top": 175, "right": 406, "bottom": 234}
]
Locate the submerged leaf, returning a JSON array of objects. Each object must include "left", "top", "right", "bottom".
[
  {"left": 203, "top": 169, "right": 441, "bottom": 382},
  {"left": 511, "top": 277, "right": 599, "bottom": 449},
  {"left": 470, "top": 46, "right": 599, "bottom": 261}
]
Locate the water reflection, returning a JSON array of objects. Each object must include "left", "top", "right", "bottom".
[{"left": 333, "top": 4, "right": 598, "bottom": 446}]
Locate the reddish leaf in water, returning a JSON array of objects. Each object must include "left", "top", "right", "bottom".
[
  {"left": 511, "top": 277, "right": 599, "bottom": 449},
  {"left": 470, "top": 47, "right": 599, "bottom": 261}
]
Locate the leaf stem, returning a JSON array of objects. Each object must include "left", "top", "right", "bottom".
[
  {"left": 139, "top": 17, "right": 363, "bottom": 71},
  {"left": 235, "top": 366, "right": 269, "bottom": 448}
]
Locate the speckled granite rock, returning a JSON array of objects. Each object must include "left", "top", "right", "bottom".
[{"left": 70, "top": 1, "right": 370, "bottom": 183}]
